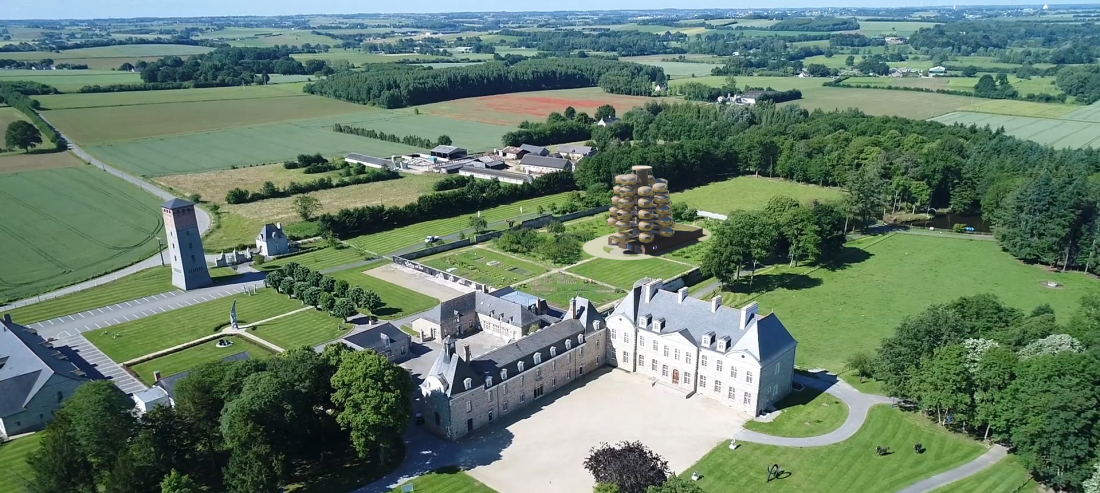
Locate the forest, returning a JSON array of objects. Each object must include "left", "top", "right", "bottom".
[
  {"left": 139, "top": 47, "right": 330, "bottom": 85},
  {"left": 304, "top": 58, "right": 665, "bottom": 108},
  {"left": 497, "top": 29, "right": 687, "bottom": 56},
  {"left": 765, "top": 16, "right": 861, "bottom": 32}
]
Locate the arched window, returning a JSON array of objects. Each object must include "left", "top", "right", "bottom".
[
  {"left": 565, "top": 340, "right": 572, "bottom": 350},
  {"left": 533, "top": 353, "right": 542, "bottom": 365},
  {"left": 501, "top": 369, "right": 508, "bottom": 380},
  {"left": 550, "top": 346, "right": 557, "bottom": 357},
  {"left": 518, "top": 361, "right": 525, "bottom": 372}
]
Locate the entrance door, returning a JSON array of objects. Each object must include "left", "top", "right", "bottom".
[
  {"left": 672, "top": 369, "right": 680, "bottom": 384},
  {"left": 467, "top": 419, "right": 473, "bottom": 433}
]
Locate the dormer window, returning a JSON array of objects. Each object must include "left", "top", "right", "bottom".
[
  {"left": 463, "top": 378, "right": 472, "bottom": 390},
  {"left": 518, "top": 361, "right": 525, "bottom": 372},
  {"left": 485, "top": 376, "right": 493, "bottom": 388},
  {"left": 566, "top": 340, "right": 572, "bottom": 350},
  {"left": 501, "top": 369, "right": 508, "bottom": 380},
  {"left": 578, "top": 334, "right": 585, "bottom": 344},
  {"left": 533, "top": 353, "right": 542, "bottom": 365},
  {"left": 550, "top": 346, "right": 557, "bottom": 357}
]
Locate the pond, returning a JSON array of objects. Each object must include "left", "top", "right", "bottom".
[{"left": 908, "top": 213, "right": 990, "bottom": 233}]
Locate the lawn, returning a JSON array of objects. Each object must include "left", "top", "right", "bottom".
[
  {"left": 743, "top": 386, "right": 849, "bottom": 438},
  {"left": 390, "top": 468, "right": 499, "bottom": 493},
  {"left": 515, "top": 272, "right": 623, "bottom": 309},
  {"left": 261, "top": 246, "right": 369, "bottom": 271},
  {"left": 719, "top": 233, "right": 1100, "bottom": 372},
  {"left": 1, "top": 267, "right": 174, "bottom": 325},
  {"left": 567, "top": 257, "right": 693, "bottom": 289},
  {"left": 328, "top": 266, "right": 438, "bottom": 319},
  {"left": 248, "top": 308, "right": 353, "bottom": 349},
  {"left": 420, "top": 247, "right": 548, "bottom": 286},
  {"left": 225, "top": 174, "right": 441, "bottom": 224},
  {"left": 202, "top": 212, "right": 269, "bottom": 253},
  {"left": 674, "top": 176, "right": 844, "bottom": 215},
  {"left": 345, "top": 191, "right": 578, "bottom": 255},
  {"left": 87, "top": 289, "right": 301, "bottom": 362},
  {"left": 0, "top": 150, "right": 85, "bottom": 174},
  {"left": 0, "top": 166, "right": 165, "bottom": 303},
  {"left": 129, "top": 335, "right": 274, "bottom": 384},
  {"left": 35, "top": 83, "right": 307, "bottom": 110},
  {"left": 0, "top": 69, "right": 142, "bottom": 92},
  {"left": 934, "top": 455, "right": 1038, "bottom": 493},
  {"left": 0, "top": 44, "right": 212, "bottom": 70},
  {"left": 0, "top": 107, "right": 30, "bottom": 136},
  {"left": 420, "top": 87, "right": 660, "bottom": 126},
  {"left": 689, "top": 407, "right": 985, "bottom": 493},
  {"left": 0, "top": 433, "right": 41, "bottom": 493},
  {"left": 931, "top": 112, "right": 1100, "bottom": 149}
]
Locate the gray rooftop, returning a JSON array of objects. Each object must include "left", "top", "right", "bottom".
[
  {"left": 520, "top": 154, "right": 572, "bottom": 170},
  {"left": 519, "top": 144, "right": 549, "bottom": 156},
  {"left": 422, "top": 290, "right": 543, "bottom": 329},
  {"left": 162, "top": 197, "right": 193, "bottom": 209},
  {"left": 1, "top": 317, "right": 88, "bottom": 418},
  {"left": 558, "top": 144, "right": 594, "bottom": 155},
  {"left": 259, "top": 223, "right": 286, "bottom": 240},
  {"left": 461, "top": 165, "right": 533, "bottom": 182},
  {"left": 431, "top": 145, "right": 466, "bottom": 155},
  {"left": 344, "top": 323, "right": 410, "bottom": 350},
  {"left": 345, "top": 153, "right": 393, "bottom": 167}
]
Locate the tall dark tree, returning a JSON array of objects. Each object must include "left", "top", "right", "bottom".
[
  {"left": 5, "top": 120, "right": 42, "bottom": 152},
  {"left": 584, "top": 440, "right": 671, "bottom": 493},
  {"left": 24, "top": 414, "right": 97, "bottom": 493},
  {"left": 330, "top": 350, "right": 414, "bottom": 462}
]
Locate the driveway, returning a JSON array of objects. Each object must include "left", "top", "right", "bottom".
[{"left": 367, "top": 263, "right": 470, "bottom": 301}]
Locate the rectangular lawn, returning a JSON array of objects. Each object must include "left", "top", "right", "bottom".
[
  {"left": 420, "top": 247, "right": 548, "bottom": 286},
  {"left": 674, "top": 176, "right": 844, "bottom": 215},
  {"left": 567, "top": 257, "right": 693, "bottom": 289},
  {"left": 129, "top": 335, "right": 273, "bottom": 384},
  {"left": 1, "top": 267, "right": 174, "bottom": 325},
  {"left": 515, "top": 272, "right": 623, "bottom": 309},
  {"left": 328, "top": 267, "right": 438, "bottom": 319},
  {"left": 87, "top": 289, "right": 302, "bottom": 362},
  {"left": 390, "top": 469, "right": 499, "bottom": 493},
  {"left": 0, "top": 434, "right": 41, "bottom": 493},
  {"left": 248, "top": 308, "right": 352, "bottom": 349},
  {"left": 261, "top": 246, "right": 369, "bottom": 272}
]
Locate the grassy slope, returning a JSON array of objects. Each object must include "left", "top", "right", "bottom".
[
  {"left": 0, "top": 434, "right": 41, "bottom": 493},
  {"left": 689, "top": 407, "right": 985, "bottom": 493},
  {"left": 1, "top": 267, "right": 174, "bottom": 325},
  {"left": 568, "top": 258, "right": 693, "bottom": 289},
  {"left": 129, "top": 335, "right": 273, "bottom": 384},
  {"left": 674, "top": 176, "right": 844, "bottom": 215},
  {"left": 328, "top": 266, "right": 438, "bottom": 319},
  {"left": 743, "top": 386, "right": 849, "bottom": 437}
]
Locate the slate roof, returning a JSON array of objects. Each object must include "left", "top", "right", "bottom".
[
  {"left": 0, "top": 317, "right": 88, "bottom": 418},
  {"left": 430, "top": 145, "right": 466, "bottom": 156},
  {"left": 420, "top": 291, "right": 543, "bottom": 329},
  {"left": 155, "top": 351, "right": 250, "bottom": 402},
  {"left": 501, "top": 146, "right": 523, "bottom": 155},
  {"left": 162, "top": 198, "right": 193, "bottom": 209},
  {"left": 558, "top": 144, "right": 594, "bottom": 155},
  {"left": 461, "top": 166, "right": 532, "bottom": 182},
  {"left": 345, "top": 153, "right": 393, "bottom": 167},
  {"left": 519, "top": 144, "right": 549, "bottom": 156},
  {"left": 344, "top": 323, "right": 410, "bottom": 350},
  {"left": 612, "top": 282, "right": 797, "bottom": 365},
  {"left": 520, "top": 154, "right": 572, "bottom": 170},
  {"left": 598, "top": 117, "right": 619, "bottom": 125},
  {"left": 740, "top": 90, "right": 767, "bottom": 99},
  {"left": 493, "top": 287, "right": 543, "bottom": 310},
  {"left": 259, "top": 223, "right": 286, "bottom": 240}
]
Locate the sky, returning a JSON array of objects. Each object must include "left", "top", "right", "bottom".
[{"left": 1, "top": 0, "right": 1075, "bottom": 20}]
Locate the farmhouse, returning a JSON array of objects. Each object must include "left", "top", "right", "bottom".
[
  {"left": 1, "top": 314, "right": 90, "bottom": 438},
  {"left": 339, "top": 323, "right": 411, "bottom": 363},
  {"left": 928, "top": 66, "right": 947, "bottom": 76},
  {"left": 732, "top": 90, "right": 766, "bottom": 105},
  {"left": 420, "top": 297, "right": 605, "bottom": 440},
  {"left": 597, "top": 117, "right": 619, "bottom": 126},
  {"left": 256, "top": 223, "right": 290, "bottom": 256},
  {"left": 557, "top": 144, "right": 596, "bottom": 160},
  {"left": 410, "top": 288, "right": 556, "bottom": 343},
  {"left": 430, "top": 145, "right": 468, "bottom": 161},
  {"left": 345, "top": 153, "right": 394, "bottom": 169},
  {"left": 459, "top": 165, "right": 534, "bottom": 185},
  {"left": 132, "top": 351, "right": 251, "bottom": 414},
  {"left": 520, "top": 154, "right": 573, "bottom": 175},
  {"left": 606, "top": 279, "right": 798, "bottom": 416}
]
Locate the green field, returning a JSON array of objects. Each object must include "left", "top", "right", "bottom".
[
  {"left": 261, "top": 246, "right": 369, "bottom": 271},
  {"left": 0, "top": 44, "right": 213, "bottom": 70},
  {"left": 841, "top": 75, "right": 1064, "bottom": 98},
  {"left": 688, "top": 407, "right": 985, "bottom": 493},
  {"left": 87, "top": 289, "right": 301, "bottom": 362},
  {"left": 674, "top": 176, "right": 844, "bottom": 215},
  {"left": 742, "top": 386, "right": 849, "bottom": 437},
  {"left": 515, "top": 272, "right": 622, "bottom": 309},
  {"left": 390, "top": 469, "right": 498, "bottom": 493},
  {"left": 0, "top": 166, "right": 164, "bottom": 303},
  {"left": 0, "top": 69, "right": 142, "bottom": 92},
  {"left": 421, "top": 248, "right": 548, "bottom": 287},
  {"left": 294, "top": 49, "right": 495, "bottom": 66},
  {"left": 856, "top": 21, "right": 939, "bottom": 36},
  {"left": 0, "top": 433, "right": 41, "bottom": 493},
  {"left": 0, "top": 267, "right": 174, "bottom": 325},
  {"left": 720, "top": 233, "right": 1100, "bottom": 372},
  {"left": 567, "top": 257, "right": 692, "bottom": 289},
  {"left": 129, "top": 335, "right": 273, "bottom": 384},
  {"left": 934, "top": 455, "right": 1038, "bottom": 493},
  {"left": 346, "top": 192, "right": 579, "bottom": 255},
  {"left": 931, "top": 111, "right": 1100, "bottom": 149},
  {"left": 35, "top": 83, "right": 307, "bottom": 110},
  {"left": 249, "top": 308, "right": 353, "bottom": 349},
  {"left": 328, "top": 266, "right": 438, "bottom": 319}
]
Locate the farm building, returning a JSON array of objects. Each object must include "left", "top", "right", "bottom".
[
  {"left": 520, "top": 154, "right": 572, "bottom": 175},
  {"left": 519, "top": 144, "right": 550, "bottom": 157},
  {"left": 459, "top": 165, "right": 533, "bottom": 185},
  {"left": 256, "top": 223, "right": 290, "bottom": 256},
  {"left": 557, "top": 144, "right": 596, "bottom": 160},
  {"left": 345, "top": 153, "right": 394, "bottom": 169},
  {"left": 430, "top": 145, "right": 468, "bottom": 161},
  {"left": 498, "top": 146, "right": 524, "bottom": 159},
  {"left": 339, "top": 323, "right": 412, "bottom": 363},
  {"left": 732, "top": 90, "right": 766, "bottom": 105},
  {"left": 597, "top": 117, "right": 619, "bottom": 127},
  {"left": 410, "top": 288, "right": 557, "bottom": 343},
  {"left": 928, "top": 66, "right": 947, "bottom": 76},
  {"left": 0, "top": 314, "right": 90, "bottom": 438}
]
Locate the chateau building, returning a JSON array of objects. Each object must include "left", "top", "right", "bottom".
[
  {"left": 606, "top": 279, "right": 798, "bottom": 416},
  {"left": 410, "top": 288, "right": 555, "bottom": 342}
]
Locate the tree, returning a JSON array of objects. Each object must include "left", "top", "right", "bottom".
[
  {"left": 334, "top": 279, "right": 349, "bottom": 298},
  {"left": 359, "top": 290, "right": 383, "bottom": 314},
  {"left": 468, "top": 215, "right": 488, "bottom": 233},
  {"left": 911, "top": 344, "right": 974, "bottom": 426},
  {"left": 330, "top": 350, "right": 415, "bottom": 462},
  {"left": 320, "top": 292, "right": 336, "bottom": 312},
  {"left": 844, "top": 350, "right": 876, "bottom": 382},
  {"left": 25, "top": 414, "right": 97, "bottom": 493},
  {"left": 1018, "top": 334, "right": 1083, "bottom": 360},
  {"left": 583, "top": 441, "right": 671, "bottom": 493},
  {"left": 6, "top": 120, "right": 42, "bottom": 152},
  {"left": 57, "top": 381, "right": 138, "bottom": 473},
  {"left": 1084, "top": 462, "right": 1100, "bottom": 493},
  {"left": 973, "top": 345, "right": 1017, "bottom": 442},
  {"left": 292, "top": 195, "right": 321, "bottom": 221},
  {"left": 595, "top": 484, "right": 623, "bottom": 493},
  {"left": 278, "top": 277, "right": 294, "bottom": 295},
  {"left": 347, "top": 286, "right": 366, "bottom": 306},
  {"left": 844, "top": 55, "right": 855, "bottom": 66},
  {"left": 302, "top": 286, "right": 323, "bottom": 307},
  {"left": 307, "top": 271, "right": 324, "bottom": 288},
  {"left": 962, "top": 65, "right": 978, "bottom": 77},
  {"left": 877, "top": 306, "right": 969, "bottom": 395},
  {"left": 595, "top": 104, "right": 617, "bottom": 121},
  {"left": 436, "top": 135, "right": 452, "bottom": 146},
  {"left": 320, "top": 275, "right": 336, "bottom": 293},
  {"left": 160, "top": 470, "right": 199, "bottom": 493},
  {"left": 564, "top": 106, "right": 577, "bottom": 119},
  {"left": 333, "top": 298, "right": 358, "bottom": 320}
]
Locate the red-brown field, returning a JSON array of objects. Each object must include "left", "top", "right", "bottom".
[{"left": 421, "top": 87, "right": 660, "bottom": 125}]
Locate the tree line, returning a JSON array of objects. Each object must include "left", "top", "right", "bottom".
[
  {"left": 853, "top": 294, "right": 1100, "bottom": 492},
  {"left": 497, "top": 29, "right": 686, "bottom": 57},
  {"left": 317, "top": 171, "right": 577, "bottom": 238},
  {"left": 266, "top": 262, "right": 384, "bottom": 319},
  {"left": 764, "top": 17, "right": 861, "bottom": 32},
  {"left": 303, "top": 58, "right": 665, "bottom": 109},
  {"left": 332, "top": 123, "right": 451, "bottom": 150},
  {"left": 138, "top": 47, "right": 331, "bottom": 87},
  {"left": 21, "top": 344, "right": 412, "bottom": 493},
  {"left": 501, "top": 106, "right": 607, "bottom": 147},
  {"left": 0, "top": 82, "right": 67, "bottom": 152},
  {"left": 226, "top": 167, "right": 399, "bottom": 204}
]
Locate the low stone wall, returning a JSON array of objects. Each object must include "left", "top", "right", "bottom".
[
  {"left": 399, "top": 238, "right": 474, "bottom": 261},
  {"left": 392, "top": 256, "right": 491, "bottom": 292},
  {"left": 697, "top": 210, "right": 727, "bottom": 221},
  {"left": 663, "top": 267, "right": 704, "bottom": 292}
]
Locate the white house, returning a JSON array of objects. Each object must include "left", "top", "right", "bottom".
[
  {"left": 597, "top": 117, "right": 619, "bottom": 127},
  {"left": 256, "top": 223, "right": 290, "bottom": 256},
  {"left": 519, "top": 154, "right": 572, "bottom": 175},
  {"left": 557, "top": 144, "right": 596, "bottom": 161}
]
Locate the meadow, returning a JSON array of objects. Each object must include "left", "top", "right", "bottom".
[
  {"left": 567, "top": 257, "right": 693, "bottom": 289},
  {"left": 345, "top": 191, "right": 579, "bottom": 255},
  {"left": 0, "top": 166, "right": 165, "bottom": 303},
  {"left": 294, "top": 49, "right": 495, "bottom": 66},
  {"left": 0, "top": 434, "right": 41, "bottom": 493},
  {"left": 514, "top": 272, "right": 623, "bottom": 309},
  {"left": 856, "top": 21, "right": 939, "bottom": 36},
  {"left": 673, "top": 176, "right": 844, "bottom": 214},
  {"left": 87, "top": 290, "right": 302, "bottom": 362},
  {"left": 328, "top": 266, "right": 438, "bottom": 319},
  {"left": 261, "top": 246, "right": 368, "bottom": 271},
  {"left": 741, "top": 385, "right": 848, "bottom": 437},
  {"left": 35, "top": 83, "right": 308, "bottom": 110},
  {"left": 0, "top": 267, "right": 174, "bottom": 324},
  {"left": 0, "top": 150, "right": 84, "bottom": 174},
  {"left": 931, "top": 111, "right": 1100, "bottom": 149},
  {"left": 247, "top": 308, "right": 353, "bottom": 349},
  {"left": 129, "top": 335, "right": 272, "bottom": 384},
  {"left": 421, "top": 248, "right": 548, "bottom": 286},
  {"left": 841, "top": 75, "right": 1064, "bottom": 97},
  {"left": 419, "top": 87, "right": 660, "bottom": 125},
  {"left": 0, "top": 69, "right": 141, "bottom": 92},
  {"left": 720, "top": 233, "right": 1100, "bottom": 372},
  {"left": 0, "top": 44, "right": 213, "bottom": 70},
  {"left": 688, "top": 407, "right": 985, "bottom": 493}
]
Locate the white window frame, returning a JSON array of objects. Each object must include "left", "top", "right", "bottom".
[
  {"left": 699, "top": 375, "right": 707, "bottom": 389},
  {"left": 663, "top": 345, "right": 669, "bottom": 357},
  {"left": 714, "top": 379, "right": 721, "bottom": 393},
  {"left": 638, "top": 354, "right": 645, "bottom": 366},
  {"left": 701, "top": 354, "right": 708, "bottom": 367},
  {"left": 661, "top": 365, "right": 669, "bottom": 377},
  {"left": 747, "top": 371, "right": 753, "bottom": 384},
  {"left": 716, "top": 360, "right": 723, "bottom": 373}
]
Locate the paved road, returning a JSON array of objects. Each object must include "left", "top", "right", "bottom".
[
  {"left": 895, "top": 445, "right": 1009, "bottom": 493},
  {"left": 61, "top": 333, "right": 148, "bottom": 395},
  {"left": 1, "top": 116, "right": 214, "bottom": 312},
  {"left": 736, "top": 372, "right": 893, "bottom": 447}
]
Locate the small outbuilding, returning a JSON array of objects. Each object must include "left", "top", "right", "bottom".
[
  {"left": 341, "top": 323, "right": 412, "bottom": 362},
  {"left": 519, "top": 144, "right": 550, "bottom": 157},
  {"left": 256, "top": 223, "right": 290, "bottom": 256},
  {"left": 345, "top": 153, "right": 394, "bottom": 169},
  {"left": 430, "top": 145, "right": 468, "bottom": 161},
  {"left": 597, "top": 117, "right": 619, "bottom": 127},
  {"left": 557, "top": 144, "right": 596, "bottom": 160},
  {"left": 520, "top": 154, "right": 573, "bottom": 175}
]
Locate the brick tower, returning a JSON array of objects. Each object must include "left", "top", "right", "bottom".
[{"left": 162, "top": 198, "right": 212, "bottom": 290}]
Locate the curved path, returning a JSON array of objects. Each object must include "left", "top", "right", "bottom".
[
  {"left": 1, "top": 116, "right": 213, "bottom": 311},
  {"left": 895, "top": 445, "right": 1009, "bottom": 493}
]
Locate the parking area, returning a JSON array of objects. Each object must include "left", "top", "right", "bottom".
[
  {"left": 461, "top": 369, "right": 747, "bottom": 493},
  {"left": 366, "top": 263, "right": 469, "bottom": 301}
]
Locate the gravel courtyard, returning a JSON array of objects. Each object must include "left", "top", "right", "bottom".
[{"left": 461, "top": 369, "right": 747, "bottom": 493}]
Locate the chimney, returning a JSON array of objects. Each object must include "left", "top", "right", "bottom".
[
  {"left": 154, "top": 371, "right": 162, "bottom": 382},
  {"left": 711, "top": 295, "right": 723, "bottom": 313},
  {"left": 740, "top": 302, "right": 759, "bottom": 330},
  {"left": 569, "top": 298, "right": 577, "bottom": 319},
  {"left": 644, "top": 279, "right": 663, "bottom": 303},
  {"left": 463, "top": 344, "right": 471, "bottom": 362},
  {"left": 3, "top": 313, "right": 11, "bottom": 323},
  {"left": 678, "top": 287, "right": 689, "bottom": 303}
]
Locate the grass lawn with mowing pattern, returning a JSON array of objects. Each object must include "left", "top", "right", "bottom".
[
  {"left": 934, "top": 455, "right": 1038, "bottom": 493},
  {"left": 390, "top": 468, "right": 499, "bottom": 493},
  {"left": 688, "top": 407, "right": 985, "bottom": 493},
  {"left": 328, "top": 266, "right": 438, "bottom": 319},
  {"left": 1, "top": 267, "right": 174, "bottom": 325},
  {"left": 715, "top": 233, "right": 1100, "bottom": 372},
  {"left": 421, "top": 248, "right": 548, "bottom": 286},
  {"left": 87, "top": 289, "right": 300, "bottom": 362},
  {"left": 674, "top": 176, "right": 844, "bottom": 215},
  {"left": 567, "top": 257, "right": 692, "bottom": 289},
  {"left": 515, "top": 272, "right": 623, "bottom": 309},
  {"left": 129, "top": 335, "right": 274, "bottom": 384},
  {"left": 248, "top": 308, "right": 353, "bottom": 349},
  {"left": 203, "top": 212, "right": 268, "bottom": 253},
  {"left": 743, "top": 385, "right": 849, "bottom": 438},
  {"left": 0, "top": 433, "right": 41, "bottom": 493},
  {"left": 261, "top": 246, "right": 371, "bottom": 272}
]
